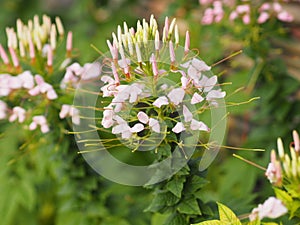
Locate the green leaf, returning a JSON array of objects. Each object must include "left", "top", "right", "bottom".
[
  {"left": 177, "top": 197, "right": 201, "bottom": 215},
  {"left": 163, "top": 212, "right": 187, "bottom": 225},
  {"left": 145, "top": 192, "right": 179, "bottom": 212},
  {"left": 192, "top": 220, "right": 222, "bottom": 225},
  {"left": 166, "top": 176, "right": 186, "bottom": 198},
  {"left": 218, "top": 202, "right": 242, "bottom": 225},
  {"left": 244, "top": 219, "right": 260, "bottom": 225},
  {"left": 274, "top": 188, "right": 293, "bottom": 207},
  {"left": 186, "top": 176, "right": 209, "bottom": 194}
]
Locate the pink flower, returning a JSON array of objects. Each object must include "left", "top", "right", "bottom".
[
  {"left": 0, "top": 100, "right": 7, "bottom": 119},
  {"left": 249, "top": 197, "right": 287, "bottom": 221},
  {"left": 172, "top": 122, "right": 185, "bottom": 133},
  {"left": 184, "top": 31, "right": 190, "bottom": 54},
  {"left": 258, "top": 12, "right": 270, "bottom": 24},
  {"left": 29, "top": 115, "right": 50, "bottom": 133},
  {"left": 277, "top": 11, "right": 293, "bottom": 22},
  {"left": 153, "top": 96, "right": 169, "bottom": 108},
  {"left": 137, "top": 111, "right": 149, "bottom": 124},
  {"left": 59, "top": 104, "right": 80, "bottom": 125},
  {"left": 9, "top": 106, "right": 26, "bottom": 123}
]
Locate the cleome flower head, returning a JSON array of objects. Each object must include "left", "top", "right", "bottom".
[{"left": 91, "top": 14, "right": 226, "bottom": 154}]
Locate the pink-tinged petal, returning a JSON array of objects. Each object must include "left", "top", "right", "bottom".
[
  {"left": 258, "top": 12, "right": 270, "bottom": 24},
  {"left": 180, "top": 60, "right": 191, "bottom": 68},
  {"left": 112, "top": 124, "right": 130, "bottom": 134},
  {"left": 172, "top": 122, "right": 185, "bottom": 133},
  {"left": 72, "top": 115, "right": 80, "bottom": 125},
  {"left": 243, "top": 14, "right": 250, "bottom": 24},
  {"left": 181, "top": 76, "right": 189, "bottom": 89},
  {"left": 260, "top": 3, "right": 271, "bottom": 11},
  {"left": 66, "top": 31, "right": 73, "bottom": 52},
  {"left": 151, "top": 53, "right": 159, "bottom": 77},
  {"left": 183, "top": 105, "right": 193, "bottom": 122},
  {"left": 41, "top": 124, "right": 50, "bottom": 133},
  {"left": 206, "top": 89, "right": 226, "bottom": 100},
  {"left": 113, "top": 115, "right": 127, "bottom": 125},
  {"left": 29, "top": 121, "right": 37, "bottom": 130},
  {"left": 191, "top": 93, "right": 204, "bottom": 104},
  {"left": 59, "top": 104, "right": 70, "bottom": 119},
  {"left": 229, "top": 11, "right": 238, "bottom": 21},
  {"left": 202, "top": 75, "right": 217, "bottom": 92},
  {"left": 0, "top": 44, "right": 9, "bottom": 64},
  {"left": 81, "top": 62, "right": 101, "bottom": 80},
  {"left": 153, "top": 96, "right": 169, "bottom": 108},
  {"left": 8, "top": 76, "right": 22, "bottom": 89},
  {"left": 102, "top": 109, "right": 114, "bottom": 128},
  {"left": 28, "top": 86, "right": 40, "bottom": 96},
  {"left": 190, "top": 119, "right": 209, "bottom": 131},
  {"left": 167, "top": 88, "right": 185, "bottom": 105},
  {"left": 191, "top": 58, "right": 211, "bottom": 71},
  {"left": 47, "top": 89, "right": 58, "bottom": 100},
  {"left": 0, "top": 100, "right": 7, "bottom": 119},
  {"left": 130, "top": 123, "right": 144, "bottom": 133},
  {"left": 18, "top": 71, "right": 34, "bottom": 89},
  {"left": 187, "top": 66, "right": 201, "bottom": 81},
  {"left": 35, "top": 75, "right": 45, "bottom": 86},
  {"left": 149, "top": 118, "right": 160, "bottom": 133},
  {"left": 273, "top": 3, "right": 282, "bottom": 13},
  {"left": 9, "top": 47, "right": 19, "bottom": 68},
  {"left": 293, "top": 130, "right": 300, "bottom": 152},
  {"left": 277, "top": 11, "right": 293, "bottom": 22},
  {"left": 236, "top": 4, "right": 250, "bottom": 14},
  {"left": 137, "top": 111, "right": 149, "bottom": 124},
  {"left": 111, "top": 62, "right": 120, "bottom": 85},
  {"left": 101, "top": 75, "right": 115, "bottom": 84},
  {"left": 169, "top": 41, "right": 175, "bottom": 63},
  {"left": 260, "top": 197, "right": 287, "bottom": 219},
  {"left": 184, "top": 31, "right": 190, "bottom": 54},
  {"left": 121, "top": 130, "right": 132, "bottom": 139},
  {"left": 47, "top": 46, "right": 53, "bottom": 67}
]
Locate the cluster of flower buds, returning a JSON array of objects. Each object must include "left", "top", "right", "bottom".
[
  {"left": 98, "top": 15, "right": 225, "bottom": 143},
  {"left": 0, "top": 15, "right": 83, "bottom": 134},
  {"left": 265, "top": 130, "right": 300, "bottom": 186},
  {"left": 199, "top": 0, "right": 294, "bottom": 25}
]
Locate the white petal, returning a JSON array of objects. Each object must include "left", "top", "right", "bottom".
[
  {"left": 153, "top": 96, "right": 169, "bottom": 108},
  {"left": 149, "top": 118, "right": 160, "bottom": 133},
  {"left": 101, "top": 75, "right": 115, "bottom": 84},
  {"left": 112, "top": 123, "right": 130, "bottom": 134},
  {"left": 137, "top": 111, "right": 149, "bottom": 124},
  {"left": 191, "top": 92, "right": 204, "bottom": 104},
  {"left": 191, "top": 58, "right": 211, "bottom": 71},
  {"left": 181, "top": 76, "right": 189, "bottom": 89},
  {"left": 190, "top": 119, "right": 209, "bottom": 131},
  {"left": 183, "top": 105, "right": 193, "bottom": 122},
  {"left": 130, "top": 123, "right": 144, "bottom": 133},
  {"left": 187, "top": 66, "right": 201, "bottom": 81},
  {"left": 206, "top": 89, "right": 226, "bottom": 100},
  {"left": 203, "top": 75, "right": 217, "bottom": 92},
  {"left": 172, "top": 122, "right": 185, "bottom": 133},
  {"left": 167, "top": 88, "right": 185, "bottom": 105},
  {"left": 121, "top": 130, "right": 132, "bottom": 139}
]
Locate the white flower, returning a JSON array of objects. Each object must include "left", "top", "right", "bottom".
[
  {"left": 59, "top": 104, "right": 80, "bottom": 125},
  {"left": 9, "top": 106, "right": 26, "bottom": 123},
  {"left": 18, "top": 71, "right": 34, "bottom": 89},
  {"left": 172, "top": 122, "right": 185, "bottom": 133},
  {"left": 249, "top": 197, "right": 288, "bottom": 221},
  {"left": 167, "top": 88, "right": 185, "bottom": 105},
  {"left": 29, "top": 115, "right": 50, "bottom": 133},
  {"left": 130, "top": 123, "right": 144, "bottom": 133},
  {"left": 29, "top": 75, "right": 58, "bottom": 100},
  {"left": 190, "top": 119, "right": 209, "bottom": 131},
  {"left": 153, "top": 96, "right": 169, "bottom": 108}
]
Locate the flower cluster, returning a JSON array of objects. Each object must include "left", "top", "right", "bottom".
[
  {"left": 199, "top": 0, "right": 295, "bottom": 25},
  {"left": 249, "top": 196, "right": 288, "bottom": 221},
  {"left": 98, "top": 15, "right": 225, "bottom": 145},
  {"left": 0, "top": 15, "right": 95, "bottom": 133}
]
